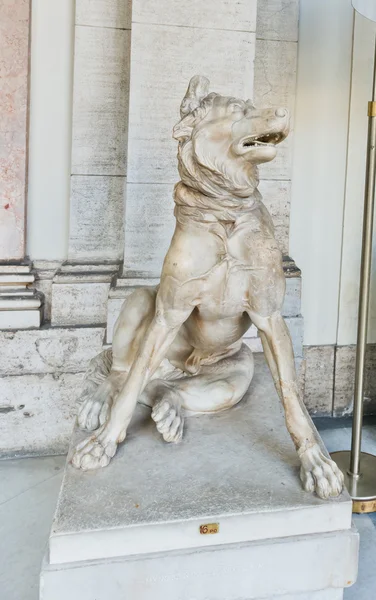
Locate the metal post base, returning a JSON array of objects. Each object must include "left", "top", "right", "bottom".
[{"left": 331, "top": 451, "right": 376, "bottom": 513}]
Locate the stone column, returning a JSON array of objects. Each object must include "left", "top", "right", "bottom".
[
  {"left": 50, "top": 0, "right": 131, "bottom": 328},
  {"left": 0, "top": 0, "right": 42, "bottom": 328}
]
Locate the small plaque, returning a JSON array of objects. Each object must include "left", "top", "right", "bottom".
[{"left": 199, "top": 523, "right": 219, "bottom": 535}]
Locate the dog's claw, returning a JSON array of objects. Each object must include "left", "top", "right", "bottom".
[{"left": 152, "top": 397, "right": 184, "bottom": 443}]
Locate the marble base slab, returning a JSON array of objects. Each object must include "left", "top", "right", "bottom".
[
  {"left": 41, "top": 528, "right": 356, "bottom": 600},
  {"left": 42, "top": 356, "right": 358, "bottom": 599}
]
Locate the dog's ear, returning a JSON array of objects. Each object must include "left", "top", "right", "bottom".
[
  {"left": 180, "top": 75, "right": 210, "bottom": 118},
  {"left": 173, "top": 76, "right": 210, "bottom": 141},
  {"left": 172, "top": 112, "right": 196, "bottom": 142}
]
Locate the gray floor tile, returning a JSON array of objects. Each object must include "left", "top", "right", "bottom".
[
  {"left": 0, "top": 456, "right": 65, "bottom": 505},
  {"left": 317, "top": 424, "right": 376, "bottom": 456},
  {"left": 344, "top": 514, "right": 376, "bottom": 599},
  {"left": 0, "top": 456, "right": 65, "bottom": 600},
  {"left": 316, "top": 423, "right": 376, "bottom": 598}
]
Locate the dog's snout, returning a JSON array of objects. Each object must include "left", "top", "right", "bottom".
[{"left": 275, "top": 107, "right": 287, "bottom": 118}]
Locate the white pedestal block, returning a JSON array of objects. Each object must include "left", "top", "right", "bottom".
[{"left": 40, "top": 356, "right": 358, "bottom": 599}]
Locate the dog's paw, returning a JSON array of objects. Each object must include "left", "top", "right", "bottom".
[
  {"left": 77, "top": 371, "right": 127, "bottom": 432},
  {"left": 299, "top": 443, "right": 344, "bottom": 499},
  {"left": 71, "top": 424, "right": 125, "bottom": 470},
  {"left": 151, "top": 397, "right": 184, "bottom": 443},
  {"left": 78, "top": 396, "right": 111, "bottom": 432}
]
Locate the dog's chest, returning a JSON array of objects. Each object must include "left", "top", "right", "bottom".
[
  {"left": 212, "top": 217, "right": 261, "bottom": 268},
  {"left": 198, "top": 222, "right": 259, "bottom": 313}
]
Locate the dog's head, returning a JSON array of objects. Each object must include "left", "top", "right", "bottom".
[{"left": 173, "top": 76, "right": 289, "bottom": 198}]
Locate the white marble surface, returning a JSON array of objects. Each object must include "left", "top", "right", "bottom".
[
  {"left": 0, "top": 265, "right": 42, "bottom": 328},
  {"left": 50, "top": 356, "right": 351, "bottom": 564},
  {"left": 42, "top": 528, "right": 357, "bottom": 600},
  {"left": 0, "top": 309, "right": 41, "bottom": 329}
]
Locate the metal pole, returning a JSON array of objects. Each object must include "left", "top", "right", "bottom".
[
  {"left": 331, "top": 35, "right": 376, "bottom": 515},
  {"left": 349, "top": 37, "right": 376, "bottom": 477}
]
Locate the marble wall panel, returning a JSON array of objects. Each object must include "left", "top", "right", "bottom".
[
  {"left": 258, "top": 179, "right": 290, "bottom": 253},
  {"left": 132, "top": 0, "right": 257, "bottom": 32},
  {"left": 126, "top": 23, "right": 255, "bottom": 185},
  {"left": 0, "top": 0, "right": 30, "bottom": 259},
  {"left": 71, "top": 26, "right": 130, "bottom": 176},
  {"left": 303, "top": 345, "right": 335, "bottom": 416},
  {"left": 69, "top": 175, "right": 125, "bottom": 261},
  {"left": 123, "top": 183, "right": 175, "bottom": 277},
  {"left": 76, "top": 0, "right": 131, "bottom": 29},
  {"left": 257, "top": 0, "right": 299, "bottom": 42},
  {"left": 254, "top": 39, "right": 298, "bottom": 181}
]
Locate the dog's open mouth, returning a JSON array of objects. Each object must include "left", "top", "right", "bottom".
[{"left": 242, "top": 132, "right": 284, "bottom": 148}]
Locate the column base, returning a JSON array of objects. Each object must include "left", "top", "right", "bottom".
[
  {"left": 51, "top": 262, "right": 120, "bottom": 327},
  {"left": 0, "top": 263, "right": 43, "bottom": 329}
]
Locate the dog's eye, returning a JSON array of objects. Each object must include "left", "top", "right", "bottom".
[{"left": 230, "top": 103, "right": 244, "bottom": 114}]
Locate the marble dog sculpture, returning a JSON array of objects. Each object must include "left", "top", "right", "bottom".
[{"left": 72, "top": 76, "right": 344, "bottom": 500}]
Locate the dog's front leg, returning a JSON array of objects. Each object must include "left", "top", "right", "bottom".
[
  {"left": 252, "top": 310, "right": 344, "bottom": 499},
  {"left": 72, "top": 307, "right": 191, "bottom": 470}
]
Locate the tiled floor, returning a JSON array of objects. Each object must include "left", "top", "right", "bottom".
[
  {"left": 0, "top": 455, "right": 66, "bottom": 600},
  {"left": 0, "top": 419, "right": 375, "bottom": 600},
  {"left": 317, "top": 417, "right": 376, "bottom": 600}
]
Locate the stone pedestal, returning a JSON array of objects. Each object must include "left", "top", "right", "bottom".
[{"left": 40, "top": 356, "right": 358, "bottom": 599}]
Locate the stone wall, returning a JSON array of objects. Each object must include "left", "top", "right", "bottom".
[
  {"left": 303, "top": 344, "right": 376, "bottom": 417},
  {"left": 0, "top": 0, "right": 306, "bottom": 456}
]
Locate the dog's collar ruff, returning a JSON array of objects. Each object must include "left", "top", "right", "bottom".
[{"left": 174, "top": 182, "right": 259, "bottom": 225}]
